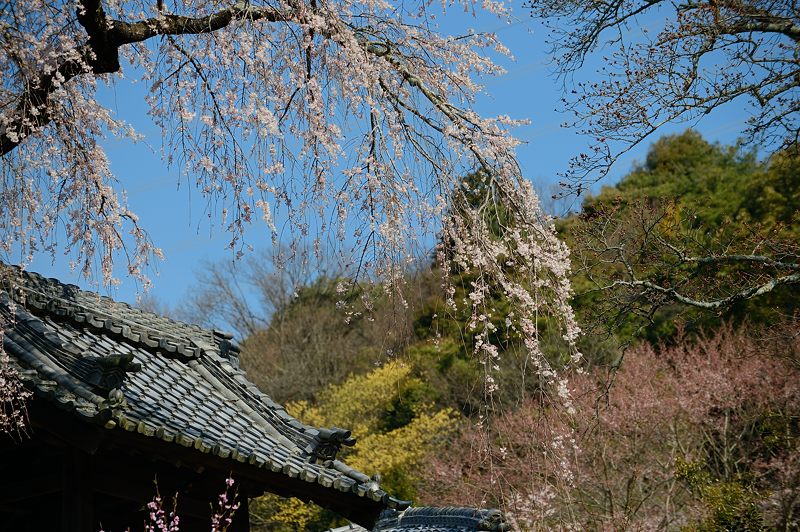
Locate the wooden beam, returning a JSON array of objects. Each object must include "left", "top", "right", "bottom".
[
  {"left": 28, "top": 400, "right": 105, "bottom": 455},
  {"left": 0, "top": 473, "right": 60, "bottom": 504}
]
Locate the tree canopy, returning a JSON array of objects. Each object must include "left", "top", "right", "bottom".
[
  {"left": 566, "top": 130, "right": 800, "bottom": 344},
  {"left": 177, "top": 129, "right": 800, "bottom": 528},
  {"left": 0, "top": 0, "right": 525, "bottom": 285}
]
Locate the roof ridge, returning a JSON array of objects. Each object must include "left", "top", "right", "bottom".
[
  {"left": 375, "top": 506, "right": 510, "bottom": 531},
  {"left": 1, "top": 265, "right": 240, "bottom": 361},
  {"left": 0, "top": 294, "right": 109, "bottom": 415}
]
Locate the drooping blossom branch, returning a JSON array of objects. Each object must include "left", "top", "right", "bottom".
[
  {"left": 0, "top": 275, "right": 31, "bottom": 437},
  {"left": 1, "top": 1, "right": 289, "bottom": 157},
  {"left": 1, "top": 0, "right": 582, "bottom": 402},
  {"left": 0, "top": 334, "right": 30, "bottom": 437}
]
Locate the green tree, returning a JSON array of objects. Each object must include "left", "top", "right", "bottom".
[
  {"left": 587, "top": 130, "right": 759, "bottom": 221},
  {"left": 564, "top": 130, "right": 800, "bottom": 347}
]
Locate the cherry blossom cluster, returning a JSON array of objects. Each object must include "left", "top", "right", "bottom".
[
  {"left": 143, "top": 493, "right": 181, "bottom": 532},
  {"left": 0, "top": 298, "right": 31, "bottom": 437},
  {"left": 210, "top": 476, "right": 240, "bottom": 531},
  {"left": 0, "top": 0, "right": 581, "bottom": 400},
  {"left": 440, "top": 177, "right": 581, "bottom": 401}
]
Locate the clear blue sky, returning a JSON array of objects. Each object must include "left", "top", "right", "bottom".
[{"left": 25, "top": 8, "right": 753, "bottom": 310}]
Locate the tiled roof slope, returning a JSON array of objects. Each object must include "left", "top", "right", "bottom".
[
  {"left": 328, "top": 507, "right": 511, "bottom": 532},
  {"left": 0, "top": 265, "right": 408, "bottom": 513}
]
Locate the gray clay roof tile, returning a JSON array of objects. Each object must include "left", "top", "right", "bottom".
[
  {"left": 0, "top": 265, "right": 409, "bottom": 514},
  {"left": 327, "top": 507, "right": 511, "bottom": 532},
  {"left": 1, "top": 266, "right": 508, "bottom": 532}
]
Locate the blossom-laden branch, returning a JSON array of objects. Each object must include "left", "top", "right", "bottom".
[
  {"left": 0, "top": 1, "right": 582, "bottom": 401},
  {"left": 0, "top": 0, "right": 292, "bottom": 156},
  {"left": 105, "top": 475, "right": 239, "bottom": 532},
  {"left": 0, "top": 271, "right": 31, "bottom": 437},
  {"left": 526, "top": 0, "right": 800, "bottom": 191}
]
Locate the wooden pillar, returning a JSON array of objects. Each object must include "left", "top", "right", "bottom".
[{"left": 61, "top": 449, "right": 94, "bottom": 531}]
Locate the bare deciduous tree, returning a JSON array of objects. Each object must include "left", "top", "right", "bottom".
[
  {"left": 527, "top": 0, "right": 800, "bottom": 190},
  {"left": 178, "top": 246, "right": 340, "bottom": 339},
  {"left": 178, "top": 249, "right": 422, "bottom": 402}
]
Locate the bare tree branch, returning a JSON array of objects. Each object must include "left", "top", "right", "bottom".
[
  {"left": 527, "top": 0, "right": 800, "bottom": 190},
  {"left": 596, "top": 271, "right": 800, "bottom": 310}
]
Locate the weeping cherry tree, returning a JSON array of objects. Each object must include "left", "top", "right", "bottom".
[{"left": 0, "top": 0, "right": 582, "bottom": 426}]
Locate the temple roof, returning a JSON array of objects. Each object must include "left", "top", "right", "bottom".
[
  {"left": 0, "top": 265, "right": 408, "bottom": 524},
  {"left": 0, "top": 265, "right": 509, "bottom": 531},
  {"left": 329, "top": 507, "right": 511, "bottom": 532}
]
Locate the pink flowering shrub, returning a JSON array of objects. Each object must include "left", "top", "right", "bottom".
[
  {"left": 143, "top": 491, "right": 180, "bottom": 532},
  {"left": 420, "top": 324, "right": 800, "bottom": 530},
  {"left": 210, "top": 476, "right": 240, "bottom": 531},
  {"left": 0, "top": 345, "right": 29, "bottom": 437},
  {"left": 0, "top": 299, "right": 31, "bottom": 437},
  {"left": 104, "top": 476, "right": 239, "bottom": 532}
]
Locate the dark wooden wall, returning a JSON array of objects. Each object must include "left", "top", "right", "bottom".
[{"left": 1, "top": 404, "right": 251, "bottom": 531}]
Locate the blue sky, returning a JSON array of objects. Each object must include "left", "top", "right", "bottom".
[{"left": 24, "top": 7, "right": 754, "bottom": 310}]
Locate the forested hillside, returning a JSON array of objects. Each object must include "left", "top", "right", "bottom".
[
  {"left": 567, "top": 130, "right": 799, "bottom": 348},
  {"left": 182, "top": 131, "right": 799, "bottom": 530}
]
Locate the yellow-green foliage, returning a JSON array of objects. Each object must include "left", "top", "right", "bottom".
[
  {"left": 290, "top": 361, "right": 420, "bottom": 435},
  {"left": 349, "top": 408, "right": 457, "bottom": 497},
  {"left": 289, "top": 360, "right": 457, "bottom": 498},
  {"left": 250, "top": 361, "right": 457, "bottom": 530},
  {"left": 693, "top": 482, "right": 765, "bottom": 532},
  {"left": 676, "top": 458, "right": 766, "bottom": 531},
  {"left": 250, "top": 494, "right": 326, "bottom": 532}
]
